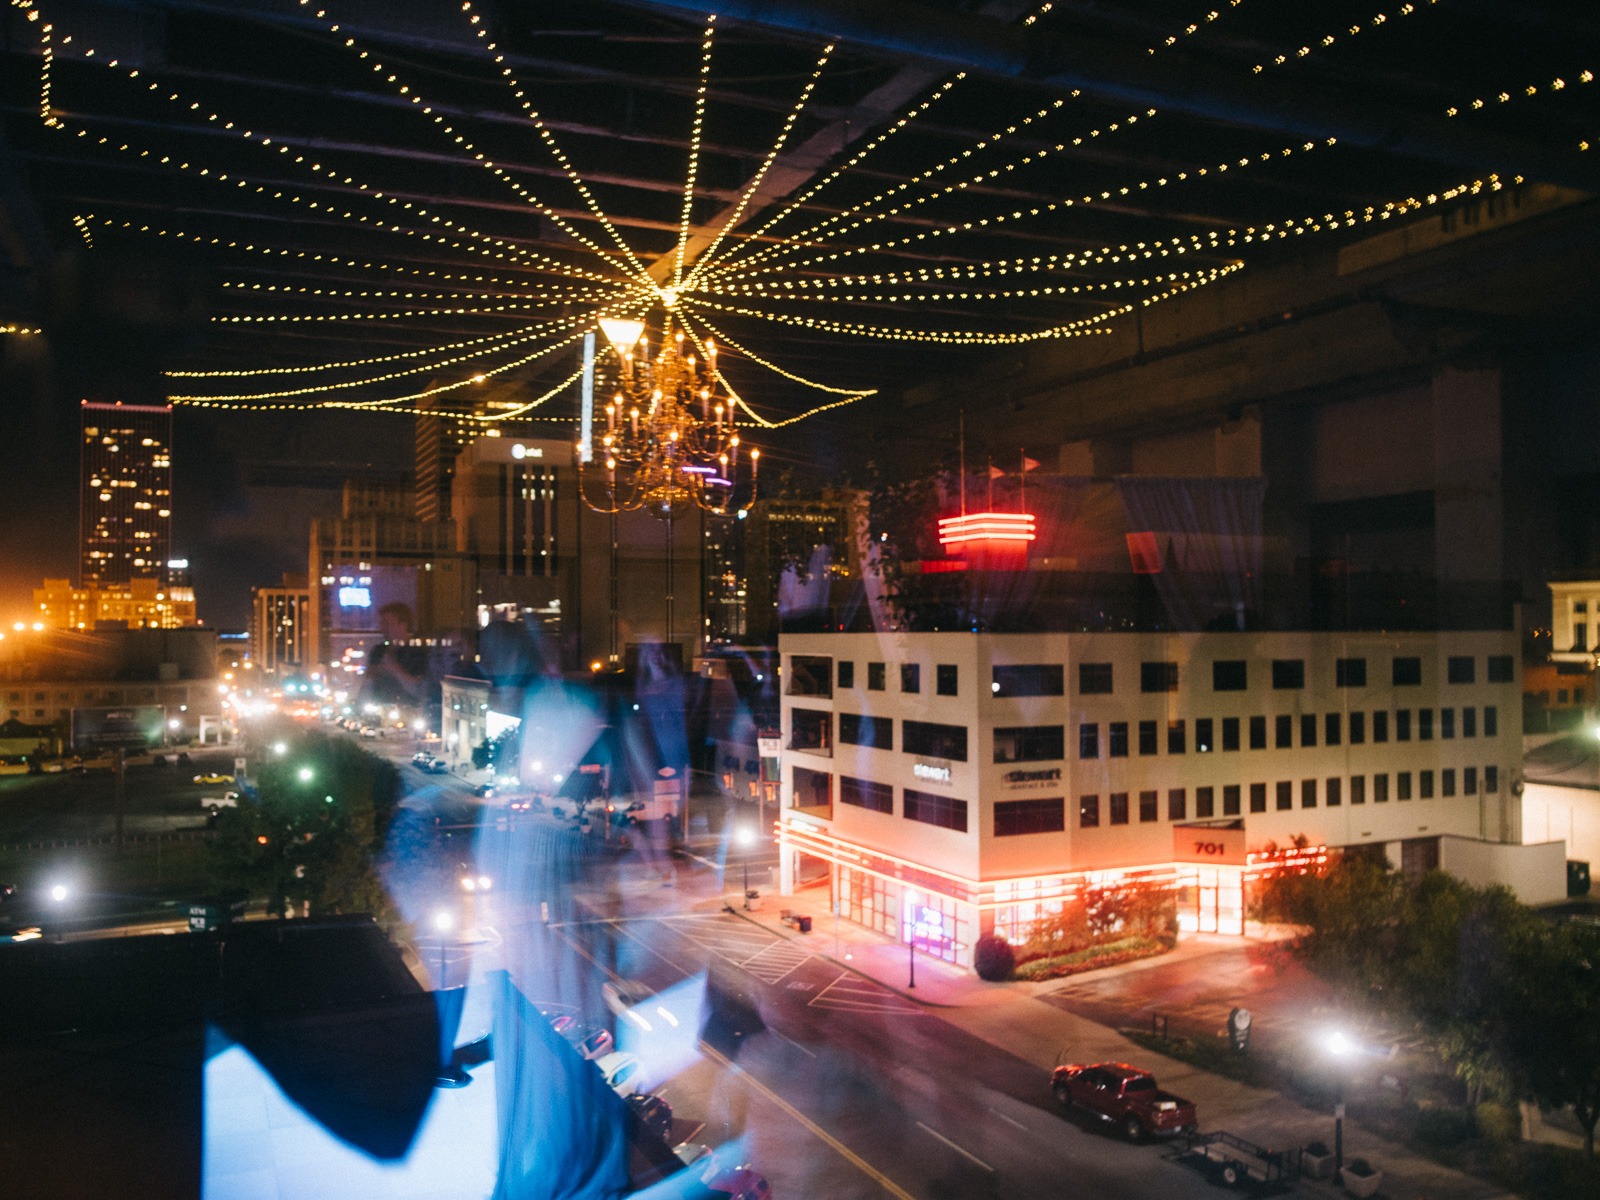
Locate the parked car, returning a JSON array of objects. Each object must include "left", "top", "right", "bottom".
[
  {"left": 474, "top": 783, "right": 497, "bottom": 799},
  {"left": 193, "top": 772, "right": 235, "bottom": 785},
  {"left": 411, "top": 751, "right": 432, "bottom": 766},
  {"left": 628, "top": 1093, "right": 673, "bottom": 1141},
  {"left": 1051, "top": 1062, "right": 1197, "bottom": 1141},
  {"left": 594, "top": 1051, "right": 643, "bottom": 1098},
  {"left": 200, "top": 792, "right": 240, "bottom": 810},
  {"left": 425, "top": 757, "right": 449, "bottom": 773},
  {"left": 668, "top": 1144, "right": 773, "bottom": 1200}
]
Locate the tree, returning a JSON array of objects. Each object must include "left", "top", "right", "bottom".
[{"left": 1506, "top": 921, "right": 1600, "bottom": 1157}]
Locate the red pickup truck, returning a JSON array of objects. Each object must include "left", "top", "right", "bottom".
[{"left": 1051, "top": 1061, "right": 1198, "bottom": 1141}]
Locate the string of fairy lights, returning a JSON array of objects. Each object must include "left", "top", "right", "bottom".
[{"left": 7, "top": 0, "right": 1585, "bottom": 431}]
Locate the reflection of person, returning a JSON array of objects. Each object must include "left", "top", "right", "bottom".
[{"left": 365, "top": 602, "right": 428, "bottom": 707}]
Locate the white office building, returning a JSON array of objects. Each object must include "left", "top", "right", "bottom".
[{"left": 777, "top": 628, "right": 1553, "bottom": 968}]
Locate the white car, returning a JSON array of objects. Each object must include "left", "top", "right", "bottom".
[
  {"left": 602, "top": 979, "right": 654, "bottom": 1017},
  {"left": 200, "top": 792, "right": 240, "bottom": 809},
  {"left": 594, "top": 1051, "right": 643, "bottom": 1098}
]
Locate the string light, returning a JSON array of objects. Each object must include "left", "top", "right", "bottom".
[
  {"left": 684, "top": 43, "right": 836, "bottom": 288},
  {"left": 165, "top": 327, "right": 542, "bottom": 376},
  {"left": 684, "top": 321, "right": 877, "bottom": 397},
  {"left": 0, "top": 324, "right": 43, "bottom": 335},
  {"left": 682, "top": 297, "right": 1117, "bottom": 343},
  {"left": 679, "top": 315, "right": 867, "bottom": 428},
  {"left": 1251, "top": 1, "right": 1438, "bottom": 73},
  {"left": 1445, "top": 70, "right": 1593, "bottom": 116},
  {"left": 669, "top": 16, "right": 716, "bottom": 289},
  {"left": 1148, "top": 2, "right": 1244, "bottom": 54}
]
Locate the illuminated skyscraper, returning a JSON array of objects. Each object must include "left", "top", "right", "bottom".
[{"left": 80, "top": 401, "right": 173, "bottom": 587}]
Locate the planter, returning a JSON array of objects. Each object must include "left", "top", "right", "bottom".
[
  {"left": 1339, "top": 1165, "right": 1383, "bottom": 1197},
  {"left": 1301, "top": 1150, "right": 1335, "bottom": 1180}
]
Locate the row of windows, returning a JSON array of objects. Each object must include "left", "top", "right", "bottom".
[
  {"left": 836, "top": 778, "right": 971, "bottom": 832},
  {"left": 1076, "top": 765, "right": 1502, "bottom": 826},
  {"left": 793, "top": 654, "right": 1515, "bottom": 701},
  {"left": 1074, "top": 707, "right": 1499, "bottom": 759},
  {"left": 809, "top": 706, "right": 1499, "bottom": 763}
]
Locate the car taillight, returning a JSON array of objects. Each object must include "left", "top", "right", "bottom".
[{"left": 1155, "top": 1101, "right": 1176, "bottom": 1111}]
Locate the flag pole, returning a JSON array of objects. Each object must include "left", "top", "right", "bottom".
[
  {"left": 987, "top": 455, "right": 994, "bottom": 511},
  {"left": 959, "top": 410, "right": 966, "bottom": 516}
]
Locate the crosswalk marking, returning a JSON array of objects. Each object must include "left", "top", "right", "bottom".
[
  {"left": 660, "top": 914, "right": 813, "bottom": 983},
  {"left": 808, "top": 970, "right": 925, "bottom": 1015}
]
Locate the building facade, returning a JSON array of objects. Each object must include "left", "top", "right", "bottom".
[
  {"left": 777, "top": 629, "right": 1531, "bottom": 967},
  {"left": 80, "top": 400, "right": 173, "bottom": 588},
  {"left": 34, "top": 577, "right": 196, "bottom": 630},
  {"left": 250, "top": 575, "right": 312, "bottom": 674}
]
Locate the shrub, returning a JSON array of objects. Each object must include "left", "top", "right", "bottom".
[
  {"left": 1305, "top": 1141, "right": 1331, "bottom": 1158},
  {"left": 1475, "top": 1102, "right": 1518, "bottom": 1146},
  {"left": 973, "top": 934, "right": 1016, "bottom": 981},
  {"left": 1346, "top": 1157, "right": 1375, "bottom": 1177},
  {"left": 1414, "top": 1105, "right": 1476, "bottom": 1147}
]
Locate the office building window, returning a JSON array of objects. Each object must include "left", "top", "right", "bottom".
[
  {"left": 1141, "top": 662, "right": 1179, "bottom": 693},
  {"left": 1448, "top": 656, "right": 1475, "bottom": 684},
  {"left": 1335, "top": 658, "right": 1367, "bottom": 687},
  {"left": 1272, "top": 660, "right": 1305, "bottom": 689},
  {"left": 1419, "top": 709, "right": 1434, "bottom": 741},
  {"left": 1373, "top": 710, "right": 1389, "bottom": 743},
  {"left": 902, "top": 720, "right": 967, "bottom": 761},
  {"left": 1350, "top": 775, "right": 1366, "bottom": 805},
  {"left": 1301, "top": 778, "right": 1317, "bottom": 808},
  {"left": 1326, "top": 777, "right": 1342, "bottom": 806},
  {"left": 1397, "top": 771, "right": 1413, "bottom": 800},
  {"left": 1250, "top": 782, "right": 1267, "bottom": 813},
  {"left": 901, "top": 663, "right": 921, "bottom": 694},
  {"left": 1108, "top": 722, "right": 1129, "bottom": 757},
  {"left": 1077, "top": 795, "right": 1099, "bottom": 829},
  {"left": 1275, "top": 714, "right": 1293, "bottom": 749},
  {"left": 1374, "top": 773, "right": 1389, "bottom": 802},
  {"left": 1139, "top": 720, "right": 1158, "bottom": 756},
  {"left": 839, "top": 776, "right": 893, "bottom": 814},
  {"left": 993, "top": 664, "right": 1065, "bottom": 697},
  {"left": 1464, "top": 767, "right": 1478, "bottom": 795},
  {"left": 1222, "top": 717, "right": 1240, "bottom": 752},
  {"left": 790, "top": 708, "right": 832, "bottom": 753},
  {"left": 1079, "top": 723, "right": 1100, "bottom": 760},
  {"left": 1484, "top": 706, "right": 1497, "bottom": 737},
  {"left": 1168, "top": 720, "right": 1187, "bottom": 755},
  {"left": 1196, "top": 718, "right": 1214, "bottom": 753},
  {"left": 1276, "top": 781, "right": 1293, "bottom": 811},
  {"left": 1223, "top": 784, "right": 1242, "bottom": 816},
  {"left": 1195, "top": 786, "right": 1215, "bottom": 818},
  {"left": 1250, "top": 715, "right": 1267, "bottom": 750},
  {"left": 837, "top": 661, "right": 855, "bottom": 689},
  {"left": 994, "top": 725, "right": 1063, "bottom": 763},
  {"left": 1577, "top": 625, "right": 1589, "bottom": 652},
  {"left": 1487, "top": 655, "right": 1514, "bottom": 683},
  {"left": 1078, "top": 663, "right": 1113, "bottom": 695},
  {"left": 1109, "top": 792, "right": 1129, "bottom": 825},
  {"left": 839, "top": 713, "right": 893, "bottom": 750},
  {"left": 994, "top": 797, "right": 1065, "bottom": 836},
  {"left": 1213, "top": 660, "right": 1248, "bottom": 691},
  {"left": 1463, "top": 707, "right": 1476, "bottom": 737},
  {"left": 867, "top": 662, "right": 886, "bottom": 691},
  {"left": 1441, "top": 769, "right": 1455, "bottom": 797},
  {"left": 936, "top": 664, "right": 959, "bottom": 696},
  {"left": 1485, "top": 765, "right": 1499, "bottom": 792},
  {"left": 903, "top": 789, "right": 967, "bottom": 832},
  {"left": 1139, "top": 790, "right": 1159, "bottom": 822},
  {"left": 1349, "top": 712, "right": 1365, "bottom": 744},
  {"left": 788, "top": 655, "right": 833, "bottom": 697},
  {"left": 1396, "top": 710, "right": 1411, "bottom": 741},
  {"left": 1419, "top": 770, "right": 1435, "bottom": 799},
  {"left": 1440, "top": 708, "right": 1455, "bottom": 739},
  {"left": 1393, "top": 656, "right": 1422, "bottom": 686},
  {"left": 1301, "top": 714, "right": 1317, "bottom": 748},
  {"left": 1168, "top": 789, "right": 1187, "bottom": 821},
  {"left": 1325, "top": 712, "right": 1341, "bottom": 746}
]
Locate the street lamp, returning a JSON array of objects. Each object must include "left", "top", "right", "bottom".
[
  {"left": 297, "top": 766, "right": 313, "bottom": 783},
  {"left": 49, "top": 883, "right": 70, "bottom": 903},
  {"left": 905, "top": 890, "right": 918, "bottom": 990},
  {"left": 1325, "top": 1029, "right": 1353, "bottom": 1172}
]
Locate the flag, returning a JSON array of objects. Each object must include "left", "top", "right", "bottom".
[
  {"left": 1022, "top": 456, "right": 1040, "bottom": 472},
  {"left": 988, "top": 465, "right": 1006, "bottom": 480}
]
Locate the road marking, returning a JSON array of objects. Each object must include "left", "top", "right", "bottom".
[
  {"left": 700, "top": 1041, "right": 918, "bottom": 1200},
  {"left": 916, "top": 1121, "right": 994, "bottom": 1172},
  {"left": 767, "top": 1028, "right": 818, "bottom": 1058},
  {"left": 989, "top": 1107, "right": 1027, "bottom": 1131},
  {"left": 786, "top": 981, "right": 814, "bottom": 991},
  {"left": 808, "top": 970, "right": 925, "bottom": 1015}
]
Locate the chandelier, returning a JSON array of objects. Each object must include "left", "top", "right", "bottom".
[{"left": 577, "top": 313, "right": 759, "bottom": 517}]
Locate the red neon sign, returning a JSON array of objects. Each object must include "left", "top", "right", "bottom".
[{"left": 937, "top": 512, "right": 1037, "bottom": 547}]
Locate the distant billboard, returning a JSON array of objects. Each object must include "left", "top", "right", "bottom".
[
  {"left": 71, "top": 706, "right": 166, "bottom": 751},
  {"left": 328, "top": 566, "right": 419, "bottom": 633}
]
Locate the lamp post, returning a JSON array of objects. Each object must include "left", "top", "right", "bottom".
[
  {"left": 905, "top": 890, "right": 917, "bottom": 990},
  {"left": 737, "top": 827, "right": 754, "bottom": 909},
  {"left": 434, "top": 910, "right": 455, "bottom": 990},
  {"left": 1326, "top": 1030, "right": 1352, "bottom": 1173}
]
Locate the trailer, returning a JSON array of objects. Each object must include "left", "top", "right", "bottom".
[{"left": 1172, "top": 1130, "right": 1301, "bottom": 1193}]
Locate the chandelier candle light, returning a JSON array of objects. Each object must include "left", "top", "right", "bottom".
[{"left": 579, "top": 312, "right": 758, "bottom": 517}]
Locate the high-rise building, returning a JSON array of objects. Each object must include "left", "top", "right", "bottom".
[
  {"left": 251, "top": 573, "right": 312, "bottom": 674},
  {"left": 80, "top": 400, "right": 173, "bottom": 587},
  {"left": 743, "top": 492, "right": 864, "bottom": 643},
  {"left": 34, "top": 577, "right": 196, "bottom": 629},
  {"left": 414, "top": 403, "right": 463, "bottom": 524}
]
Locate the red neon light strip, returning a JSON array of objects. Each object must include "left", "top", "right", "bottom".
[{"left": 937, "top": 512, "right": 1037, "bottom": 546}]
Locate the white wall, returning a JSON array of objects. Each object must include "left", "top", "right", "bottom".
[
  {"left": 1521, "top": 782, "right": 1600, "bottom": 872},
  {"left": 1438, "top": 835, "right": 1567, "bottom": 906}
]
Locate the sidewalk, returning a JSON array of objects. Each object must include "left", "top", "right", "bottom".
[{"left": 730, "top": 887, "right": 1514, "bottom": 1200}]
